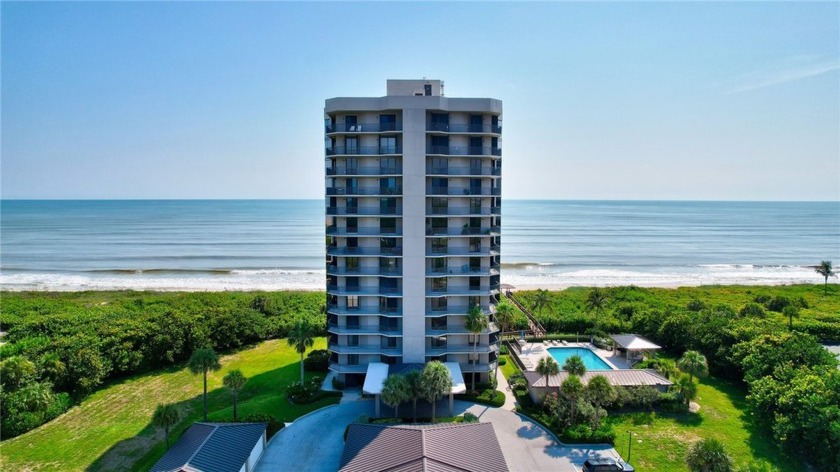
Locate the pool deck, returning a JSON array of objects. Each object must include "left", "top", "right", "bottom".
[{"left": 514, "top": 341, "right": 633, "bottom": 371}]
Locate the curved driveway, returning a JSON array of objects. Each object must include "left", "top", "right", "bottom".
[{"left": 255, "top": 399, "right": 618, "bottom": 472}]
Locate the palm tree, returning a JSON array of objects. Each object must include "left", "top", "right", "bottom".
[
  {"left": 685, "top": 437, "right": 734, "bottom": 472},
  {"left": 420, "top": 361, "right": 452, "bottom": 422},
  {"left": 532, "top": 289, "right": 550, "bottom": 316},
  {"left": 152, "top": 404, "right": 181, "bottom": 450},
  {"left": 585, "top": 375, "right": 615, "bottom": 428},
  {"left": 287, "top": 318, "right": 316, "bottom": 384},
  {"left": 38, "top": 353, "right": 67, "bottom": 387},
  {"left": 654, "top": 357, "right": 677, "bottom": 380},
  {"left": 188, "top": 348, "right": 221, "bottom": 421},
  {"left": 465, "top": 305, "right": 489, "bottom": 392},
  {"left": 536, "top": 356, "right": 560, "bottom": 398},
  {"left": 586, "top": 287, "right": 608, "bottom": 317},
  {"left": 381, "top": 374, "right": 409, "bottom": 419},
  {"left": 563, "top": 354, "right": 587, "bottom": 377},
  {"left": 222, "top": 369, "right": 248, "bottom": 420},
  {"left": 815, "top": 260, "right": 835, "bottom": 294},
  {"left": 561, "top": 375, "right": 585, "bottom": 424},
  {"left": 677, "top": 350, "right": 708, "bottom": 384},
  {"left": 405, "top": 370, "right": 423, "bottom": 422},
  {"left": 494, "top": 300, "right": 516, "bottom": 340},
  {"left": 783, "top": 305, "right": 800, "bottom": 331},
  {"left": 676, "top": 373, "right": 698, "bottom": 406}
]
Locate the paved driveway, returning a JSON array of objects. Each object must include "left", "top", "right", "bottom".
[{"left": 255, "top": 399, "right": 619, "bottom": 472}]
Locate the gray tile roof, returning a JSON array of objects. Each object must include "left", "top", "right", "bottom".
[
  {"left": 150, "top": 422, "right": 266, "bottom": 472},
  {"left": 340, "top": 422, "right": 509, "bottom": 472},
  {"left": 524, "top": 369, "right": 673, "bottom": 388}
]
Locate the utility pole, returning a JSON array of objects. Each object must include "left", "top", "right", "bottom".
[{"left": 627, "top": 431, "right": 632, "bottom": 463}]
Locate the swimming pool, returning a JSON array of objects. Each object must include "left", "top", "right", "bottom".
[{"left": 548, "top": 347, "right": 614, "bottom": 371}]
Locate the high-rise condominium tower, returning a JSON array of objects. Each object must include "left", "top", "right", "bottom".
[{"left": 325, "top": 80, "right": 502, "bottom": 388}]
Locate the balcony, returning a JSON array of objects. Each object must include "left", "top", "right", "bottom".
[
  {"left": 426, "top": 186, "right": 501, "bottom": 196},
  {"left": 425, "top": 266, "right": 500, "bottom": 277},
  {"left": 327, "top": 246, "right": 403, "bottom": 256},
  {"left": 425, "top": 247, "right": 498, "bottom": 257},
  {"left": 327, "top": 186, "right": 402, "bottom": 196},
  {"left": 326, "top": 145, "right": 402, "bottom": 156},
  {"left": 327, "top": 305, "right": 402, "bottom": 317},
  {"left": 425, "top": 166, "right": 502, "bottom": 176},
  {"left": 425, "top": 206, "right": 501, "bottom": 216},
  {"left": 326, "top": 266, "right": 402, "bottom": 277},
  {"left": 326, "top": 166, "right": 402, "bottom": 176},
  {"left": 327, "top": 324, "right": 389, "bottom": 335},
  {"left": 426, "top": 323, "right": 498, "bottom": 336},
  {"left": 326, "top": 123, "right": 403, "bottom": 133},
  {"left": 425, "top": 285, "right": 501, "bottom": 296},
  {"left": 425, "top": 226, "right": 500, "bottom": 236},
  {"left": 328, "top": 343, "right": 401, "bottom": 355},
  {"left": 426, "top": 343, "right": 499, "bottom": 356},
  {"left": 326, "top": 206, "right": 402, "bottom": 216},
  {"left": 327, "top": 286, "right": 403, "bottom": 296},
  {"left": 426, "top": 145, "right": 502, "bottom": 157},
  {"left": 426, "top": 123, "right": 502, "bottom": 134},
  {"left": 327, "top": 364, "right": 368, "bottom": 374},
  {"left": 327, "top": 226, "right": 402, "bottom": 236}
]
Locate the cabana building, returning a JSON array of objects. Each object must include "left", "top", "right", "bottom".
[{"left": 610, "top": 334, "right": 661, "bottom": 362}]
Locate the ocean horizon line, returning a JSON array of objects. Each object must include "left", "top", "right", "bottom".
[{"left": 2, "top": 197, "right": 838, "bottom": 203}]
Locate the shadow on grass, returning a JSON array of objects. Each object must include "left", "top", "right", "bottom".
[{"left": 86, "top": 360, "right": 326, "bottom": 472}]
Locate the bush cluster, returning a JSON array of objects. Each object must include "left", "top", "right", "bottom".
[
  {"left": 303, "top": 349, "right": 330, "bottom": 372},
  {"left": 0, "top": 291, "right": 325, "bottom": 439}
]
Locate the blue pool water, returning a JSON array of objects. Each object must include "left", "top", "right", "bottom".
[{"left": 548, "top": 347, "right": 614, "bottom": 371}]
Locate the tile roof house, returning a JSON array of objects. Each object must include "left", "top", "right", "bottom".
[
  {"left": 340, "top": 422, "right": 509, "bottom": 472},
  {"left": 151, "top": 422, "right": 267, "bottom": 472}
]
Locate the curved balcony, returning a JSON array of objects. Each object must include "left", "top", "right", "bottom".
[
  {"left": 326, "top": 166, "right": 402, "bottom": 176},
  {"left": 327, "top": 324, "right": 402, "bottom": 335},
  {"left": 326, "top": 207, "right": 402, "bottom": 216},
  {"left": 327, "top": 246, "right": 403, "bottom": 257},
  {"left": 425, "top": 166, "right": 501, "bottom": 176},
  {"left": 328, "top": 364, "right": 368, "bottom": 374},
  {"left": 425, "top": 247, "right": 499, "bottom": 257},
  {"left": 426, "top": 343, "right": 499, "bottom": 356},
  {"left": 327, "top": 186, "right": 402, "bottom": 196},
  {"left": 426, "top": 123, "right": 502, "bottom": 134},
  {"left": 327, "top": 286, "right": 402, "bottom": 296},
  {"left": 425, "top": 226, "right": 500, "bottom": 236},
  {"left": 326, "top": 123, "right": 403, "bottom": 134},
  {"left": 426, "top": 145, "right": 501, "bottom": 157},
  {"left": 425, "top": 285, "right": 501, "bottom": 297},
  {"left": 425, "top": 267, "right": 500, "bottom": 277},
  {"left": 326, "top": 145, "right": 402, "bottom": 156},
  {"left": 327, "top": 305, "right": 402, "bottom": 317},
  {"left": 426, "top": 186, "right": 501, "bottom": 196},
  {"left": 425, "top": 323, "right": 498, "bottom": 336}
]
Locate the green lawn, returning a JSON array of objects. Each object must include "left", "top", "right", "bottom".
[
  {"left": 606, "top": 376, "right": 802, "bottom": 471},
  {"left": 1, "top": 338, "right": 336, "bottom": 472}
]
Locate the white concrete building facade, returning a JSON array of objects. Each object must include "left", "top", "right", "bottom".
[{"left": 325, "top": 80, "right": 503, "bottom": 387}]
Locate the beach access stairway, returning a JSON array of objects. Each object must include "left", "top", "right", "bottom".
[{"left": 504, "top": 290, "right": 546, "bottom": 338}]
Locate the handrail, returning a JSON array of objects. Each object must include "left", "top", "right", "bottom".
[{"left": 504, "top": 290, "right": 546, "bottom": 337}]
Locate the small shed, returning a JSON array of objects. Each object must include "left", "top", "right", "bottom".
[
  {"left": 151, "top": 422, "right": 267, "bottom": 472},
  {"left": 610, "top": 334, "right": 661, "bottom": 362}
]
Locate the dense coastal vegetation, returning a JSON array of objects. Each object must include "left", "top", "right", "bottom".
[{"left": 1, "top": 285, "right": 837, "bottom": 470}]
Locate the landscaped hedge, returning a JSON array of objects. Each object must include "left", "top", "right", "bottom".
[{"left": 456, "top": 388, "right": 506, "bottom": 408}]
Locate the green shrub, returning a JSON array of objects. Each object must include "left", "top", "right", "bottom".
[
  {"left": 500, "top": 345, "right": 509, "bottom": 355},
  {"left": 331, "top": 376, "right": 345, "bottom": 390},
  {"left": 560, "top": 424, "right": 616, "bottom": 444},
  {"left": 303, "top": 349, "right": 330, "bottom": 372},
  {"left": 463, "top": 412, "right": 479, "bottom": 423},
  {"left": 498, "top": 358, "right": 507, "bottom": 366}
]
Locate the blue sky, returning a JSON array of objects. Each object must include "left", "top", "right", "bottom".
[{"left": 2, "top": 2, "right": 838, "bottom": 200}]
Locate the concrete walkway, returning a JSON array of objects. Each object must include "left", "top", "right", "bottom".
[
  {"left": 495, "top": 366, "right": 518, "bottom": 411},
  {"left": 255, "top": 398, "right": 619, "bottom": 472}
]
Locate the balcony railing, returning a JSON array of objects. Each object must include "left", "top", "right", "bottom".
[
  {"left": 326, "top": 145, "right": 402, "bottom": 156},
  {"left": 425, "top": 247, "right": 499, "bottom": 256},
  {"left": 426, "top": 187, "right": 501, "bottom": 196},
  {"left": 425, "top": 267, "right": 500, "bottom": 277},
  {"left": 326, "top": 123, "right": 403, "bottom": 133},
  {"left": 425, "top": 166, "right": 501, "bottom": 176},
  {"left": 425, "top": 226, "right": 500, "bottom": 236},
  {"left": 326, "top": 266, "right": 402, "bottom": 277},
  {"left": 426, "top": 145, "right": 502, "bottom": 156},
  {"left": 425, "top": 285, "right": 501, "bottom": 296},
  {"left": 328, "top": 343, "right": 401, "bottom": 355},
  {"left": 326, "top": 166, "right": 402, "bottom": 176},
  {"left": 426, "top": 344, "right": 499, "bottom": 355},
  {"left": 326, "top": 305, "right": 403, "bottom": 316},
  {"left": 425, "top": 207, "right": 501, "bottom": 216},
  {"left": 426, "top": 123, "right": 502, "bottom": 134},
  {"left": 326, "top": 207, "right": 402, "bottom": 216},
  {"left": 327, "top": 226, "right": 402, "bottom": 236},
  {"left": 327, "top": 246, "right": 403, "bottom": 256},
  {"left": 327, "top": 186, "right": 402, "bottom": 196}
]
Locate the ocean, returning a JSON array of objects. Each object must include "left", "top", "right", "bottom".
[{"left": 1, "top": 200, "right": 838, "bottom": 291}]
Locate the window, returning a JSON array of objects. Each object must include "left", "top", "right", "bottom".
[
  {"left": 379, "top": 278, "right": 398, "bottom": 293},
  {"left": 380, "top": 297, "right": 399, "bottom": 313},
  {"left": 346, "top": 237, "right": 358, "bottom": 249},
  {"left": 345, "top": 257, "right": 359, "bottom": 272},
  {"left": 470, "top": 198, "right": 482, "bottom": 214},
  {"left": 424, "top": 84, "right": 432, "bottom": 96},
  {"left": 431, "top": 238, "right": 448, "bottom": 254},
  {"left": 345, "top": 136, "right": 359, "bottom": 154},
  {"left": 430, "top": 135, "right": 448, "bottom": 152},
  {"left": 469, "top": 237, "right": 481, "bottom": 252},
  {"left": 469, "top": 137, "right": 482, "bottom": 155},
  {"left": 347, "top": 316, "right": 360, "bottom": 328},
  {"left": 430, "top": 176, "right": 448, "bottom": 193},
  {"left": 347, "top": 354, "right": 359, "bottom": 365},
  {"left": 469, "top": 114, "right": 483, "bottom": 133},
  {"left": 379, "top": 136, "right": 397, "bottom": 154},
  {"left": 431, "top": 298, "right": 447, "bottom": 311},
  {"left": 379, "top": 178, "right": 398, "bottom": 196},
  {"left": 470, "top": 257, "right": 481, "bottom": 272},
  {"left": 345, "top": 157, "right": 357, "bottom": 174},
  {"left": 345, "top": 178, "right": 358, "bottom": 195},
  {"left": 470, "top": 158, "right": 482, "bottom": 175},
  {"left": 379, "top": 114, "right": 397, "bottom": 131},
  {"left": 430, "top": 159, "right": 448, "bottom": 175},
  {"left": 347, "top": 295, "right": 359, "bottom": 309},
  {"left": 431, "top": 277, "right": 447, "bottom": 292},
  {"left": 380, "top": 217, "right": 396, "bottom": 234},
  {"left": 348, "top": 335, "right": 359, "bottom": 347},
  {"left": 380, "top": 157, "right": 398, "bottom": 174},
  {"left": 345, "top": 277, "right": 359, "bottom": 292},
  {"left": 431, "top": 197, "right": 447, "bottom": 214},
  {"left": 431, "top": 113, "right": 449, "bottom": 131},
  {"left": 381, "top": 337, "right": 397, "bottom": 348},
  {"left": 431, "top": 336, "right": 447, "bottom": 348},
  {"left": 469, "top": 277, "right": 480, "bottom": 291},
  {"left": 429, "top": 217, "right": 447, "bottom": 235},
  {"left": 344, "top": 115, "right": 357, "bottom": 132},
  {"left": 431, "top": 258, "right": 447, "bottom": 273},
  {"left": 380, "top": 257, "right": 398, "bottom": 273},
  {"left": 431, "top": 317, "right": 447, "bottom": 329},
  {"left": 345, "top": 197, "right": 358, "bottom": 214}
]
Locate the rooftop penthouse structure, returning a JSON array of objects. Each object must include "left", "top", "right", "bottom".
[{"left": 325, "top": 80, "right": 503, "bottom": 387}]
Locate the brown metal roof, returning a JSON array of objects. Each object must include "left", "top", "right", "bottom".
[
  {"left": 524, "top": 369, "right": 673, "bottom": 388},
  {"left": 340, "top": 422, "right": 509, "bottom": 472}
]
